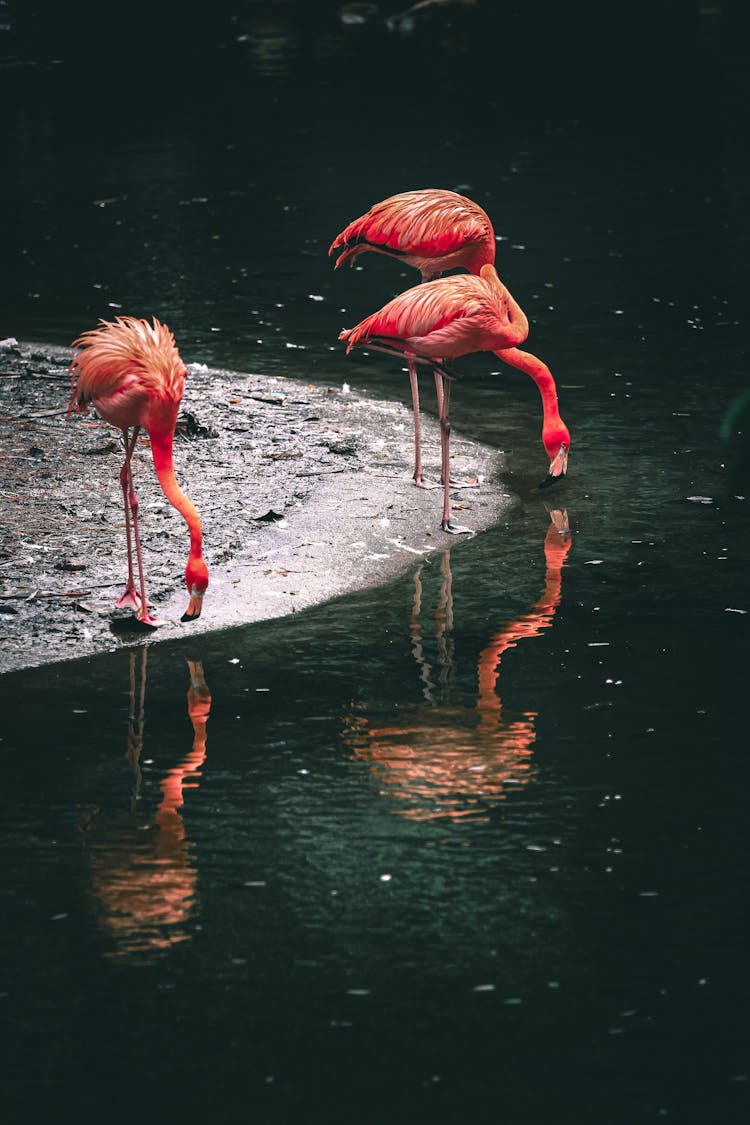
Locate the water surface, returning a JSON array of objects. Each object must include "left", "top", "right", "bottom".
[{"left": 1, "top": 2, "right": 749, "bottom": 1121}]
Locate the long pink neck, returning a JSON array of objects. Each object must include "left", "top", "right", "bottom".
[
  {"left": 148, "top": 430, "right": 203, "bottom": 560},
  {"left": 495, "top": 347, "right": 561, "bottom": 427},
  {"left": 468, "top": 242, "right": 496, "bottom": 275}
]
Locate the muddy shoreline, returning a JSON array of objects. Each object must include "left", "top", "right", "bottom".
[{"left": 0, "top": 340, "right": 514, "bottom": 675}]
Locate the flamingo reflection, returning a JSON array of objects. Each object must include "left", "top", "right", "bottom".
[
  {"left": 84, "top": 651, "right": 211, "bottom": 957},
  {"left": 342, "top": 510, "right": 571, "bottom": 821}
]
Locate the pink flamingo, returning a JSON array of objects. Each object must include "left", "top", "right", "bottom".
[
  {"left": 328, "top": 188, "right": 495, "bottom": 282},
  {"left": 339, "top": 264, "right": 570, "bottom": 532},
  {"left": 330, "top": 188, "right": 497, "bottom": 495},
  {"left": 68, "top": 316, "right": 209, "bottom": 627}
]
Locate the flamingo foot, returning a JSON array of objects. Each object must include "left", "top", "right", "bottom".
[
  {"left": 441, "top": 519, "right": 474, "bottom": 536},
  {"left": 116, "top": 586, "right": 142, "bottom": 612},
  {"left": 444, "top": 476, "right": 480, "bottom": 489},
  {"left": 539, "top": 470, "right": 566, "bottom": 490},
  {"left": 414, "top": 474, "right": 440, "bottom": 490},
  {"left": 134, "top": 610, "right": 164, "bottom": 630}
]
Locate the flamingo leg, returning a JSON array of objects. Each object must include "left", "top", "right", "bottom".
[
  {"left": 115, "top": 428, "right": 143, "bottom": 612},
  {"left": 432, "top": 364, "right": 479, "bottom": 490},
  {"left": 409, "top": 359, "right": 438, "bottom": 490},
  {"left": 120, "top": 426, "right": 161, "bottom": 628},
  {"left": 436, "top": 373, "right": 473, "bottom": 535},
  {"left": 350, "top": 340, "right": 475, "bottom": 518},
  {"left": 353, "top": 342, "right": 446, "bottom": 487}
]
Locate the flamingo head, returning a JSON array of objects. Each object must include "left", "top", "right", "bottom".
[
  {"left": 182, "top": 557, "right": 209, "bottom": 622},
  {"left": 540, "top": 420, "right": 570, "bottom": 489}
]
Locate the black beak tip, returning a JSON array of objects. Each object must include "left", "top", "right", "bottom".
[
  {"left": 181, "top": 609, "right": 200, "bottom": 623},
  {"left": 539, "top": 470, "right": 566, "bottom": 491}
]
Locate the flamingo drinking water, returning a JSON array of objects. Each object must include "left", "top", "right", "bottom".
[
  {"left": 339, "top": 264, "right": 570, "bottom": 532},
  {"left": 330, "top": 187, "right": 499, "bottom": 491},
  {"left": 67, "top": 316, "right": 209, "bottom": 627}
]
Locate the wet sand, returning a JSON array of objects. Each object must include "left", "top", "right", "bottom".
[{"left": 0, "top": 341, "right": 514, "bottom": 675}]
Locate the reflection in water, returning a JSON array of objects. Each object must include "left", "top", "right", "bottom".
[
  {"left": 343, "top": 511, "right": 571, "bottom": 820},
  {"left": 82, "top": 652, "right": 211, "bottom": 958}
]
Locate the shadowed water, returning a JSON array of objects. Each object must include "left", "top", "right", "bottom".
[{"left": 1, "top": 2, "right": 749, "bottom": 1122}]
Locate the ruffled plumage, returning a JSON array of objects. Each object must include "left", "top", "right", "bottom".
[
  {"left": 329, "top": 188, "right": 495, "bottom": 279},
  {"left": 66, "top": 315, "right": 207, "bottom": 625},
  {"left": 340, "top": 264, "right": 527, "bottom": 359},
  {"left": 68, "top": 315, "right": 186, "bottom": 417}
]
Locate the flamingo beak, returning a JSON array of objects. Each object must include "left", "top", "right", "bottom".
[
  {"left": 181, "top": 590, "right": 204, "bottom": 622},
  {"left": 540, "top": 443, "right": 569, "bottom": 489}
]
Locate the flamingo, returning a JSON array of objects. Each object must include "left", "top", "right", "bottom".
[
  {"left": 330, "top": 188, "right": 496, "bottom": 494},
  {"left": 339, "top": 263, "right": 570, "bottom": 532},
  {"left": 328, "top": 188, "right": 495, "bottom": 282},
  {"left": 67, "top": 315, "right": 209, "bottom": 627}
]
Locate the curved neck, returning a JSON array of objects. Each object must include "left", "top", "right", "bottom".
[
  {"left": 469, "top": 243, "right": 496, "bottom": 275},
  {"left": 148, "top": 430, "right": 203, "bottom": 557},
  {"left": 495, "top": 347, "right": 561, "bottom": 424}
]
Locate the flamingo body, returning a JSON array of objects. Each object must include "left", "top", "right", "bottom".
[
  {"left": 339, "top": 265, "right": 570, "bottom": 526},
  {"left": 329, "top": 188, "right": 495, "bottom": 281},
  {"left": 341, "top": 263, "right": 529, "bottom": 358},
  {"left": 68, "top": 316, "right": 208, "bottom": 626}
]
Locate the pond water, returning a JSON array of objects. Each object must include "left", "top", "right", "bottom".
[{"left": 1, "top": 2, "right": 749, "bottom": 1122}]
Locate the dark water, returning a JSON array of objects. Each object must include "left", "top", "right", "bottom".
[{"left": 1, "top": 2, "right": 749, "bottom": 1122}]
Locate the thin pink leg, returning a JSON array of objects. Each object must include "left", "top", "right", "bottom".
[
  {"left": 115, "top": 428, "right": 142, "bottom": 612},
  {"left": 119, "top": 427, "right": 161, "bottom": 627},
  {"left": 438, "top": 372, "right": 451, "bottom": 526},
  {"left": 434, "top": 368, "right": 445, "bottom": 417},
  {"left": 433, "top": 365, "right": 479, "bottom": 490},
  {"left": 436, "top": 373, "right": 472, "bottom": 535},
  {"left": 409, "top": 359, "right": 438, "bottom": 489}
]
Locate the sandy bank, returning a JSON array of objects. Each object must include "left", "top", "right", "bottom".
[{"left": 0, "top": 341, "right": 514, "bottom": 675}]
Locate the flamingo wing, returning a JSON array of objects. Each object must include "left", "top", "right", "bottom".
[
  {"left": 340, "top": 273, "right": 488, "bottom": 355},
  {"left": 68, "top": 316, "right": 185, "bottom": 416},
  {"left": 329, "top": 188, "right": 493, "bottom": 261}
]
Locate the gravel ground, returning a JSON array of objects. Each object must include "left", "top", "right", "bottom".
[{"left": 0, "top": 339, "right": 514, "bottom": 674}]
